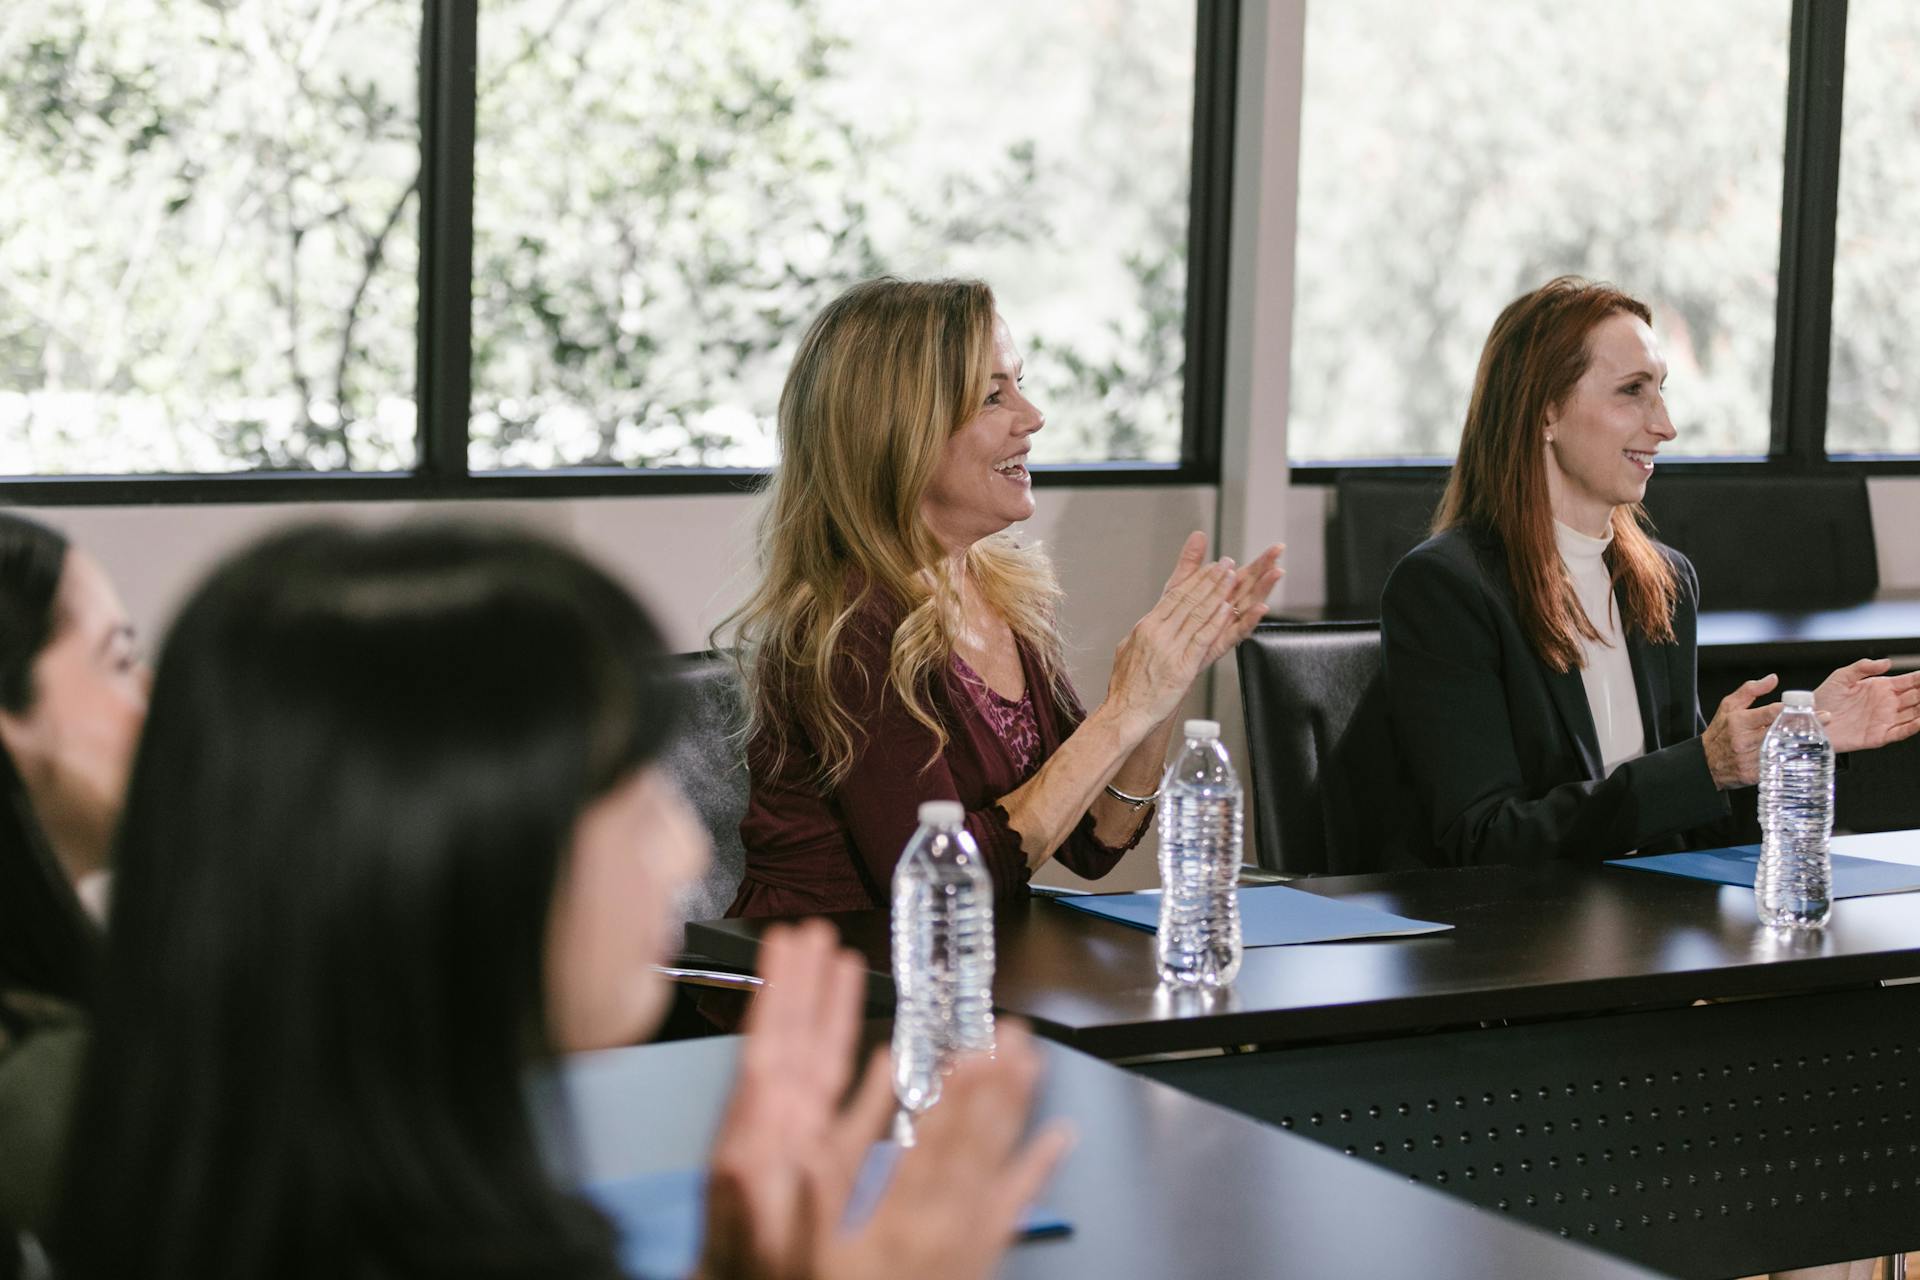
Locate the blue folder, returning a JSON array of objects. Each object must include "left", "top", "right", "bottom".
[
  {"left": 1609, "top": 830, "right": 1920, "bottom": 899},
  {"left": 1051, "top": 884, "right": 1451, "bottom": 946},
  {"left": 584, "top": 1142, "right": 1069, "bottom": 1279}
]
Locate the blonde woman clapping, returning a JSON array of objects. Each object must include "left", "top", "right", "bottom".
[{"left": 724, "top": 278, "right": 1282, "bottom": 918}]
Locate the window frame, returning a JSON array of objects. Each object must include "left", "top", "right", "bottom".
[
  {"left": 1287, "top": 0, "right": 1920, "bottom": 485},
  {"left": 0, "top": 0, "right": 1236, "bottom": 507}
]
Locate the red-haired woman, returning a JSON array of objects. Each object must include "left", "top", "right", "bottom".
[{"left": 1382, "top": 276, "right": 1920, "bottom": 868}]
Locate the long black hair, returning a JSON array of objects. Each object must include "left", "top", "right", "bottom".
[
  {"left": 0, "top": 511, "right": 99, "bottom": 1007},
  {"left": 56, "top": 522, "right": 684, "bottom": 1280}
]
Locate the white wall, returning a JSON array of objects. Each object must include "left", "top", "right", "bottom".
[{"left": 1868, "top": 477, "right": 1920, "bottom": 592}]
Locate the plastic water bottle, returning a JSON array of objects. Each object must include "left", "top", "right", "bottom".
[
  {"left": 890, "top": 800, "right": 996, "bottom": 1115},
  {"left": 1756, "top": 690, "right": 1835, "bottom": 929},
  {"left": 1156, "top": 719, "right": 1244, "bottom": 987}
]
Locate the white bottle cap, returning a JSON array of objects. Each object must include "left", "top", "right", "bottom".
[
  {"left": 1782, "top": 690, "right": 1816, "bottom": 709},
  {"left": 918, "top": 800, "right": 965, "bottom": 826},
  {"left": 1183, "top": 719, "right": 1221, "bottom": 740}
]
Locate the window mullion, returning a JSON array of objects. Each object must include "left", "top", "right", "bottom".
[
  {"left": 1770, "top": 0, "right": 1849, "bottom": 466},
  {"left": 1181, "top": 0, "right": 1239, "bottom": 483},
  {"left": 416, "top": 0, "right": 478, "bottom": 486}
]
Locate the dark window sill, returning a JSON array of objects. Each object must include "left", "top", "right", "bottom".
[{"left": 0, "top": 461, "right": 1217, "bottom": 508}]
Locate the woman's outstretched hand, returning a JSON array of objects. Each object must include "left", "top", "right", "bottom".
[
  {"left": 1815, "top": 657, "right": 1920, "bottom": 753},
  {"left": 700, "top": 921, "right": 1069, "bottom": 1280},
  {"left": 1103, "top": 532, "right": 1285, "bottom": 736},
  {"left": 1702, "top": 674, "right": 1785, "bottom": 789}
]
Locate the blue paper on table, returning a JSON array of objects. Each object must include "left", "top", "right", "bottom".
[
  {"left": 1609, "top": 837, "right": 1920, "bottom": 899},
  {"left": 1051, "top": 884, "right": 1452, "bottom": 946},
  {"left": 584, "top": 1142, "right": 1069, "bottom": 1280}
]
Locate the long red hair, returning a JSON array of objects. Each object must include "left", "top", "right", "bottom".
[{"left": 1434, "top": 276, "right": 1679, "bottom": 673}]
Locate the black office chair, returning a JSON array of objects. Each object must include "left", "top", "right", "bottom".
[
  {"left": 662, "top": 652, "right": 750, "bottom": 922},
  {"left": 1641, "top": 472, "right": 1877, "bottom": 610},
  {"left": 654, "top": 653, "right": 761, "bottom": 1004},
  {"left": 1235, "top": 621, "right": 1410, "bottom": 876},
  {"left": 1326, "top": 473, "right": 1447, "bottom": 615}
]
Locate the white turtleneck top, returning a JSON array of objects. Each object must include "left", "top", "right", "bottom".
[{"left": 1554, "top": 520, "right": 1646, "bottom": 776}]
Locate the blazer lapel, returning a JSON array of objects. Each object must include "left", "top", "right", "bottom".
[
  {"left": 1626, "top": 629, "right": 1670, "bottom": 750},
  {"left": 1545, "top": 664, "right": 1605, "bottom": 781}
]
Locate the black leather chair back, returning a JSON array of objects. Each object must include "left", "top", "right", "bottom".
[
  {"left": 1327, "top": 474, "right": 1446, "bottom": 615},
  {"left": 662, "top": 653, "right": 749, "bottom": 921},
  {"left": 1640, "top": 473, "right": 1877, "bottom": 609},
  {"left": 1235, "top": 621, "right": 1408, "bottom": 875}
]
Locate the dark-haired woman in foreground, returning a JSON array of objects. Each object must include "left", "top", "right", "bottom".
[
  {"left": 1, "top": 512, "right": 147, "bottom": 1257},
  {"left": 1382, "top": 277, "right": 1920, "bottom": 868},
  {"left": 54, "top": 523, "right": 1064, "bottom": 1280}
]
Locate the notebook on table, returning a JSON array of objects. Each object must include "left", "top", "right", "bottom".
[
  {"left": 1051, "top": 884, "right": 1451, "bottom": 946},
  {"left": 1608, "top": 830, "right": 1920, "bottom": 899}
]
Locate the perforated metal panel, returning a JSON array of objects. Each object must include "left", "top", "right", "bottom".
[{"left": 1139, "top": 984, "right": 1920, "bottom": 1278}]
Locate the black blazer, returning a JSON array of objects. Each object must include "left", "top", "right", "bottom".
[{"left": 1380, "top": 525, "right": 1731, "bottom": 867}]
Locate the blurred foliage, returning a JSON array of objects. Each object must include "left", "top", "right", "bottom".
[
  {"left": 6, "top": 1, "right": 1915, "bottom": 476},
  {"left": 0, "top": 0, "right": 420, "bottom": 472},
  {"left": 1827, "top": 0, "right": 1920, "bottom": 456},
  {"left": 0, "top": 0, "right": 1194, "bottom": 475},
  {"left": 1291, "top": 0, "right": 1796, "bottom": 461},
  {"left": 468, "top": 0, "right": 1193, "bottom": 469}
]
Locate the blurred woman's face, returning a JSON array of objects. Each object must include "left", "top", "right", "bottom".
[
  {"left": 0, "top": 549, "right": 149, "bottom": 884},
  {"left": 544, "top": 766, "right": 711, "bottom": 1052},
  {"left": 920, "top": 315, "right": 1045, "bottom": 553}
]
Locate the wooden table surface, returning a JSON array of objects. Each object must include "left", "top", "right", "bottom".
[{"left": 557, "top": 1033, "right": 1675, "bottom": 1280}]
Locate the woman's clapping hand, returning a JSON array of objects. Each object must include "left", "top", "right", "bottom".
[
  {"left": 1161, "top": 531, "right": 1285, "bottom": 667},
  {"left": 700, "top": 921, "right": 1070, "bottom": 1280},
  {"left": 1102, "top": 532, "right": 1284, "bottom": 736}
]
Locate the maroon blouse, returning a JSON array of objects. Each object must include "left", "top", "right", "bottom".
[{"left": 729, "top": 605, "right": 1148, "bottom": 918}]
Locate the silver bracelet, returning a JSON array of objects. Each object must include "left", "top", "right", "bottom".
[{"left": 1103, "top": 782, "right": 1160, "bottom": 811}]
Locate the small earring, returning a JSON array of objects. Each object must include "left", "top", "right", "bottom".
[{"left": 1544, "top": 433, "right": 1555, "bottom": 444}]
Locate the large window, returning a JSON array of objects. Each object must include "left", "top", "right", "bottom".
[
  {"left": 1, "top": 0, "right": 1212, "bottom": 489},
  {"left": 1826, "top": 0, "right": 1920, "bottom": 458},
  {"left": 470, "top": 0, "right": 1197, "bottom": 470},
  {"left": 1289, "top": 0, "right": 1792, "bottom": 465},
  {"left": 0, "top": 0, "right": 421, "bottom": 476}
]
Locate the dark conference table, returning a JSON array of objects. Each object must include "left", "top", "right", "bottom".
[
  {"left": 687, "top": 862, "right": 1920, "bottom": 1060},
  {"left": 557, "top": 1032, "right": 1673, "bottom": 1280},
  {"left": 688, "top": 862, "right": 1920, "bottom": 1275},
  {"left": 1694, "top": 593, "right": 1920, "bottom": 670}
]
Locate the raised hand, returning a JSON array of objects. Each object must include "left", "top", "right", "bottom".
[
  {"left": 812, "top": 1024, "right": 1072, "bottom": 1280},
  {"left": 1701, "top": 674, "right": 1786, "bottom": 789},
  {"left": 699, "top": 923, "right": 1067, "bottom": 1280},
  {"left": 1815, "top": 658, "right": 1920, "bottom": 753},
  {"left": 1103, "top": 534, "right": 1287, "bottom": 738},
  {"left": 1103, "top": 556, "right": 1238, "bottom": 737},
  {"left": 1158, "top": 531, "right": 1286, "bottom": 667},
  {"left": 1209, "top": 544, "right": 1285, "bottom": 665},
  {"left": 702, "top": 921, "right": 878, "bottom": 1277}
]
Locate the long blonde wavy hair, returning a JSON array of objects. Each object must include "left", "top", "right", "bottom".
[{"left": 718, "top": 277, "right": 1066, "bottom": 790}]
